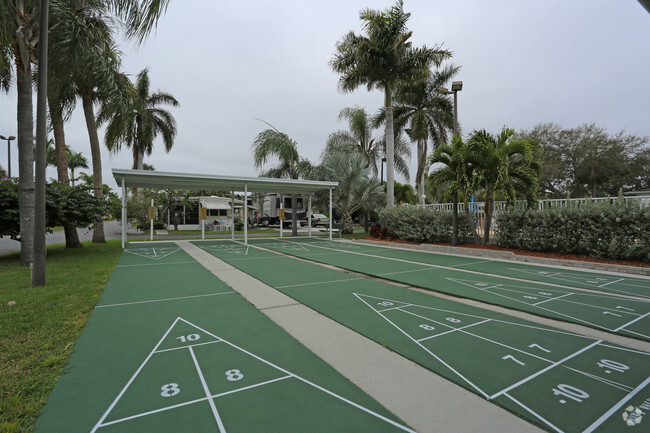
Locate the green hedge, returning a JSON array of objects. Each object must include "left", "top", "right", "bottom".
[
  {"left": 495, "top": 199, "right": 650, "bottom": 262},
  {"left": 377, "top": 206, "right": 473, "bottom": 244}
]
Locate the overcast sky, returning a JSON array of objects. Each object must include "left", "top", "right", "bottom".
[{"left": 1, "top": 0, "right": 649, "bottom": 191}]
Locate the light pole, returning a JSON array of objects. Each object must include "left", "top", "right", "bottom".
[
  {"left": 0, "top": 135, "right": 15, "bottom": 178},
  {"left": 439, "top": 81, "right": 463, "bottom": 246}
]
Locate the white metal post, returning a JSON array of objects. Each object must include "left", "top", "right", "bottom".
[
  {"left": 121, "top": 177, "right": 126, "bottom": 248},
  {"left": 329, "top": 188, "right": 333, "bottom": 241},
  {"left": 308, "top": 194, "right": 312, "bottom": 237},
  {"left": 231, "top": 191, "right": 235, "bottom": 240},
  {"left": 280, "top": 194, "right": 283, "bottom": 238},
  {"left": 150, "top": 198, "right": 154, "bottom": 241},
  {"left": 201, "top": 203, "right": 205, "bottom": 240},
  {"left": 244, "top": 183, "right": 248, "bottom": 245}
]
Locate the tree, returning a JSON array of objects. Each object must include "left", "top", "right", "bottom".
[
  {"left": 322, "top": 106, "right": 381, "bottom": 177},
  {"left": 330, "top": 0, "right": 450, "bottom": 207},
  {"left": 319, "top": 152, "right": 385, "bottom": 233},
  {"left": 393, "top": 181, "right": 417, "bottom": 205},
  {"left": 390, "top": 65, "right": 458, "bottom": 204},
  {"left": 0, "top": 165, "right": 6, "bottom": 178},
  {"left": 252, "top": 124, "right": 313, "bottom": 235},
  {"left": 520, "top": 123, "right": 650, "bottom": 197},
  {"left": 468, "top": 128, "right": 541, "bottom": 244},
  {"left": 100, "top": 67, "right": 179, "bottom": 171},
  {"left": 428, "top": 135, "right": 481, "bottom": 243},
  {"left": 0, "top": 178, "right": 108, "bottom": 241},
  {"left": 67, "top": 149, "right": 89, "bottom": 186}
]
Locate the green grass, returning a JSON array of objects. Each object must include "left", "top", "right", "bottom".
[{"left": 0, "top": 241, "right": 123, "bottom": 433}]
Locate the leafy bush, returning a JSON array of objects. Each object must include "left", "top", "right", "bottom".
[
  {"left": 234, "top": 220, "right": 244, "bottom": 231},
  {"left": 377, "top": 206, "right": 473, "bottom": 244},
  {"left": 495, "top": 198, "right": 650, "bottom": 262}
]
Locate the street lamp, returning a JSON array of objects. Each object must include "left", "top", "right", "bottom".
[
  {"left": 438, "top": 81, "right": 463, "bottom": 245},
  {"left": 0, "top": 135, "right": 15, "bottom": 178}
]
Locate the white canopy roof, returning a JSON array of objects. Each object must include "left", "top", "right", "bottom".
[
  {"left": 112, "top": 169, "right": 338, "bottom": 194},
  {"left": 200, "top": 201, "right": 231, "bottom": 210}
]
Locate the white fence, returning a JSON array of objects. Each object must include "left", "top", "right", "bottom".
[{"left": 416, "top": 196, "right": 650, "bottom": 239}]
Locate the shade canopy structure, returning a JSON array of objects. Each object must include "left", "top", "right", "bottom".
[
  {"left": 200, "top": 201, "right": 231, "bottom": 210},
  {"left": 112, "top": 169, "right": 339, "bottom": 246}
]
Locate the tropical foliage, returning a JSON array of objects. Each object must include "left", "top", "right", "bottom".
[
  {"left": 100, "top": 67, "right": 179, "bottom": 170},
  {"left": 252, "top": 124, "right": 313, "bottom": 235},
  {"left": 318, "top": 152, "right": 384, "bottom": 233},
  {"left": 330, "top": 0, "right": 451, "bottom": 206}
]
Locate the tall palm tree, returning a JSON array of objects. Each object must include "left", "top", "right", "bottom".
[
  {"left": 252, "top": 124, "right": 313, "bottom": 236},
  {"left": 391, "top": 65, "right": 459, "bottom": 204},
  {"left": 468, "top": 128, "right": 541, "bottom": 244},
  {"left": 100, "top": 67, "right": 179, "bottom": 171},
  {"left": 320, "top": 152, "right": 385, "bottom": 233},
  {"left": 330, "top": 0, "right": 450, "bottom": 207}
]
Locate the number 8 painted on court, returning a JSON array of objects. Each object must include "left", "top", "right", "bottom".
[
  {"left": 225, "top": 369, "right": 244, "bottom": 381},
  {"left": 160, "top": 383, "right": 180, "bottom": 397}
]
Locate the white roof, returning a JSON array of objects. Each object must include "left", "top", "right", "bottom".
[
  {"left": 200, "top": 201, "right": 231, "bottom": 210},
  {"left": 112, "top": 169, "right": 338, "bottom": 194}
]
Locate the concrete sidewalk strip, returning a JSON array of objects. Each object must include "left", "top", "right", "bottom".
[{"left": 177, "top": 241, "right": 543, "bottom": 433}]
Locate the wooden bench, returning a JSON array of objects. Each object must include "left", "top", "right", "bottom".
[{"left": 319, "top": 222, "right": 344, "bottom": 238}]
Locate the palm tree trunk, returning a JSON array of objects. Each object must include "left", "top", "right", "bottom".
[
  {"left": 17, "top": 62, "right": 35, "bottom": 266},
  {"left": 416, "top": 139, "right": 425, "bottom": 205},
  {"left": 483, "top": 194, "right": 493, "bottom": 245},
  {"left": 385, "top": 87, "right": 395, "bottom": 207},
  {"left": 463, "top": 195, "right": 481, "bottom": 244},
  {"left": 81, "top": 94, "right": 106, "bottom": 243},
  {"left": 451, "top": 191, "right": 458, "bottom": 246},
  {"left": 50, "top": 99, "right": 82, "bottom": 248}
]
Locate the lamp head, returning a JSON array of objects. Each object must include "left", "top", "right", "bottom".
[{"left": 451, "top": 81, "right": 463, "bottom": 92}]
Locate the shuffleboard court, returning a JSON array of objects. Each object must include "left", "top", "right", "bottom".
[
  {"left": 195, "top": 240, "right": 650, "bottom": 433},
  {"left": 248, "top": 238, "right": 650, "bottom": 342},
  {"left": 34, "top": 243, "right": 414, "bottom": 432}
]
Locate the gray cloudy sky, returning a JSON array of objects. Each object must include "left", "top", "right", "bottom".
[{"left": 1, "top": 0, "right": 649, "bottom": 191}]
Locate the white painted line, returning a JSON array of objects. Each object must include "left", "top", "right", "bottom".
[
  {"left": 619, "top": 328, "right": 650, "bottom": 339},
  {"left": 416, "top": 319, "right": 491, "bottom": 342},
  {"left": 378, "top": 268, "right": 435, "bottom": 277},
  {"left": 599, "top": 278, "right": 624, "bottom": 288},
  {"left": 562, "top": 366, "right": 632, "bottom": 392},
  {"left": 378, "top": 304, "right": 414, "bottom": 313},
  {"left": 276, "top": 277, "right": 364, "bottom": 289},
  {"left": 90, "top": 317, "right": 182, "bottom": 433},
  {"left": 154, "top": 340, "right": 221, "bottom": 353},
  {"left": 189, "top": 346, "right": 227, "bottom": 432},
  {"left": 354, "top": 294, "right": 490, "bottom": 399},
  {"left": 178, "top": 318, "right": 416, "bottom": 432},
  {"left": 97, "top": 396, "right": 210, "bottom": 428},
  {"left": 95, "top": 292, "right": 236, "bottom": 309},
  {"left": 450, "top": 259, "right": 494, "bottom": 268},
  {"left": 503, "top": 393, "right": 564, "bottom": 433},
  {"left": 211, "top": 375, "right": 293, "bottom": 399},
  {"left": 489, "top": 340, "right": 602, "bottom": 400},
  {"left": 116, "top": 261, "right": 196, "bottom": 268},
  {"left": 532, "top": 293, "right": 573, "bottom": 306},
  {"left": 582, "top": 376, "right": 650, "bottom": 433},
  {"left": 613, "top": 311, "right": 650, "bottom": 332}
]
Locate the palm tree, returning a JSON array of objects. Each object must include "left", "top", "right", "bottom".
[
  {"left": 320, "top": 152, "right": 385, "bottom": 233},
  {"left": 100, "top": 67, "right": 179, "bottom": 171},
  {"left": 391, "top": 65, "right": 459, "bottom": 204},
  {"left": 330, "top": 0, "right": 450, "bottom": 207},
  {"left": 468, "top": 128, "right": 541, "bottom": 244},
  {"left": 323, "top": 106, "right": 381, "bottom": 177},
  {"left": 429, "top": 135, "right": 481, "bottom": 244},
  {"left": 252, "top": 124, "right": 313, "bottom": 235},
  {"left": 67, "top": 149, "right": 89, "bottom": 186},
  {"left": 0, "top": 165, "right": 6, "bottom": 178}
]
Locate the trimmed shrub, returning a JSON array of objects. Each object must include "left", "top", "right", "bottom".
[
  {"left": 495, "top": 198, "right": 650, "bottom": 262},
  {"left": 377, "top": 206, "right": 473, "bottom": 244}
]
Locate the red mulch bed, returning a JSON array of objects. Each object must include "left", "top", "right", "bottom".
[{"left": 360, "top": 237, "right": 650, "bottom": 268}]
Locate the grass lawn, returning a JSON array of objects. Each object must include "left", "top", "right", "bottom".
[{"left": 0, "top": 241, "right": 123, "bottom": 433}]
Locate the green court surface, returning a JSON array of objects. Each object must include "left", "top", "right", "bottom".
[
  {"left": 246, "top": 238, "right": 650, "bottom": 342},
  {"left": 34, "top": 243, "right": 413, "bottom": 432},
  {"left": 194, "top": 240, "right": 650, "bottom": 433}
]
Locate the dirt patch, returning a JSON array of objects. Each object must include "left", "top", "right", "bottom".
[{"left": 360, "top": 237, "right": 650, "bottom": 269}]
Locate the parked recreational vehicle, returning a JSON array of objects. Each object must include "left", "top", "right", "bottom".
[{"left": 257, "top": 194, "right": 307, "bottom": 228}]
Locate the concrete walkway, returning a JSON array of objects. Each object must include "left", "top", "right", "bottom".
[{"left": 176, "top": 240, "right": 543, "bottom": 433}]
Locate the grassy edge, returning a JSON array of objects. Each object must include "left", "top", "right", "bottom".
[{"left": 0, "top": 241, "right": 123, "bottom": 433}]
